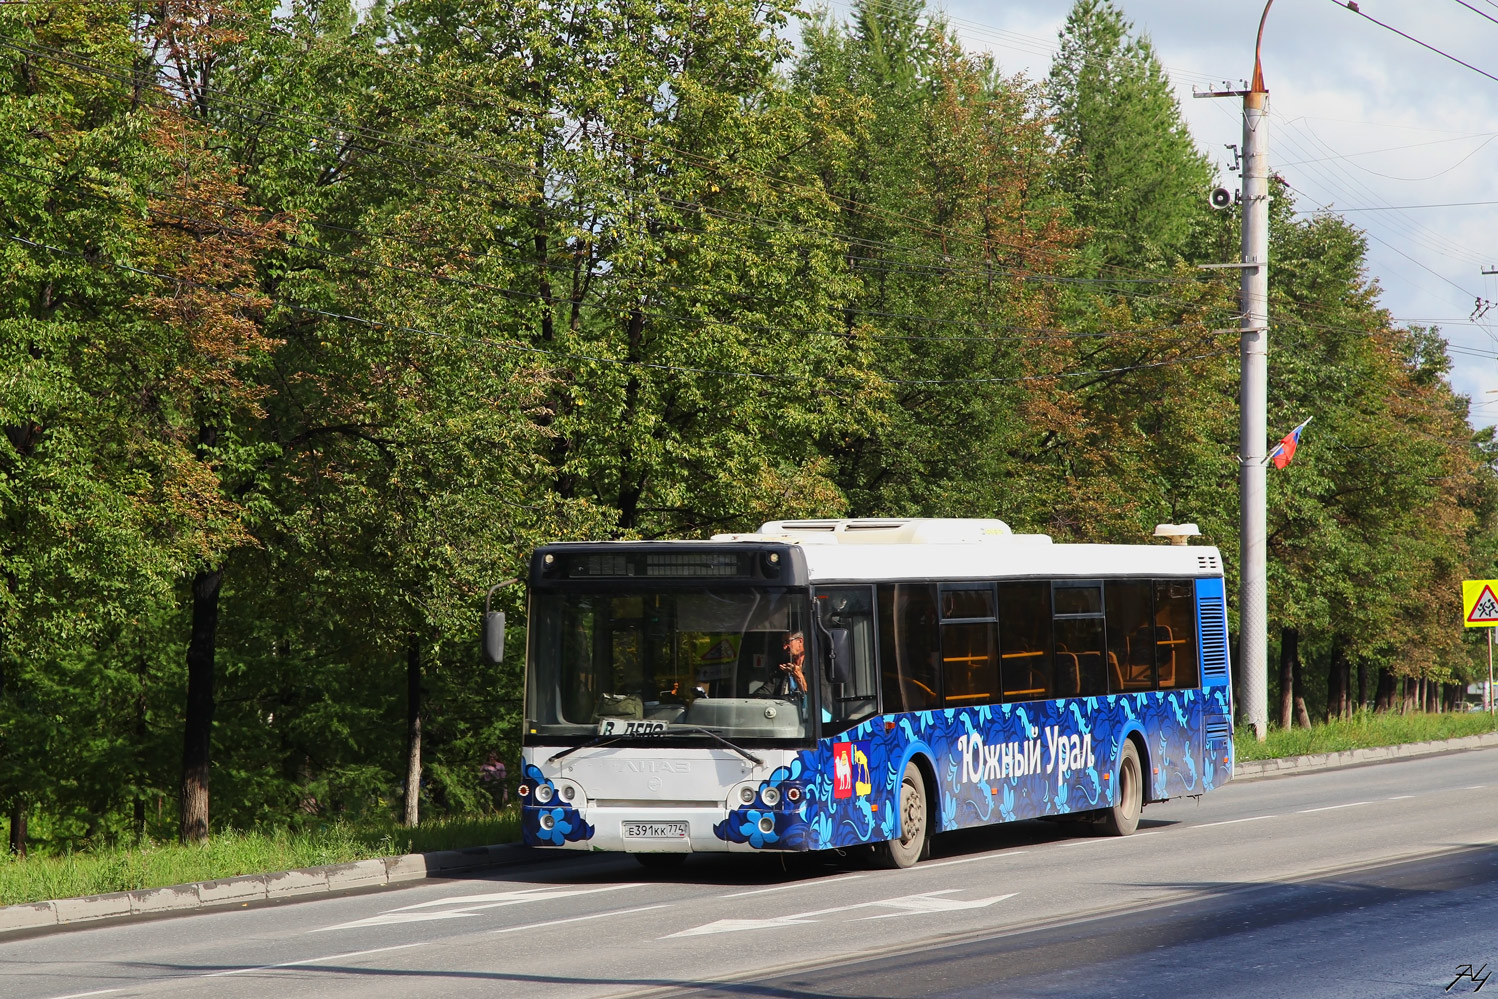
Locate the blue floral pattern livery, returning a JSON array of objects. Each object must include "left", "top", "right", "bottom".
[
  {"left": 713, "top": 757, "right": 816, "bottom": 850},
  {"left": 519, "top": 762, "right": 594, "bottom": 847},
  {"left": 714, "top": 688, "right": 1219, "bottom": 853}
]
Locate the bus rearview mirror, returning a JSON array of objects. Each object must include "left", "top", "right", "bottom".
[{"left": 483, "top": 610, "right": 506, "bottom": 663}]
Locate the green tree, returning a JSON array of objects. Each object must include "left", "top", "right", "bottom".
[{"left": 1048, "top": 0, "right": 1213, "bottom": 273}]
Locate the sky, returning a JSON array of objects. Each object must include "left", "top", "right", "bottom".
[{"left": 821, "top": 0, "right": 1498, "bottom": 427}]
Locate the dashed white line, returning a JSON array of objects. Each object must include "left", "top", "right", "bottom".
[
  {"left": 1387, "top": 795, "right": 1414, "bottom": 801},
  {"left": 47, "top": 991, "right": 121, "bottom": 999},
  {"left": 491, "top": 903, "right": 669, "bottom": 935},
  {"left": 1297, "top": 801, "right": 1370, "bottom": 814},
  {"left": 1194, "top": 814, "right": 1275, "bottom": 829},
  {"left": 203, "top": 942, "right": 427, "bottom": 978},
  {"left": 725, "top": 875, "right": 867, "bottom": 898},
  {"left": 924, "top": 850, "right": 1030, "bottom": 868}
]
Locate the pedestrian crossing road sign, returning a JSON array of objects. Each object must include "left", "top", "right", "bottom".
[{"left": 1462, "top": 580, "right": 1498, "bottom": 628}]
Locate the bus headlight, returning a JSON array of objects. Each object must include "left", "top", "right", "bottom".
[
  {"left": 738, "top": 786, "right": 756, "bottom": 805},
  {"left": 539, "top": 812, "right": 556, "bottom": 831},
  {"left": 534, "top": 784, "right": 555, "bottom": 804},
  {"left": 560, "top": 784, "right": 576, "bottom": 802},
  {"left": 761, "top": 786, "right": 781, "bottom": 807},
  {"left": 758, "top": 816, "right": 775, "bottom": 834}
]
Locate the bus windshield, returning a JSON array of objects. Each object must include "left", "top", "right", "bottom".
[{"left": 527, "top": 587, "right": 814, "bottom": 741}]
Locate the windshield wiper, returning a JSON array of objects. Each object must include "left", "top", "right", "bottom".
[
  {"left": 547, "top": 735, "right": 622, "bottom": 764},
  {"left": 545, "top": 727, "right": 763, "bottom": 767},
  {"left": 671, "top": 726, "right": 763, "bottom": 767}
]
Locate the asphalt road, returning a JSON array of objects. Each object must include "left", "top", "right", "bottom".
[{"left": 8, "top": 748, "right": 1498, "bottom": 999}]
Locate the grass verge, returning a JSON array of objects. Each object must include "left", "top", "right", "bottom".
[
  {"left": 1235, "top": 709, "right": 1498, "bottom": 761},
  {"left": 0, "top": 810, "right": 518, "bottom": 908}
]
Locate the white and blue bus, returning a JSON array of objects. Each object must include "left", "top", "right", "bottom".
[{"left": 510, "top": 518, "right": 1233, "bottom": 868}]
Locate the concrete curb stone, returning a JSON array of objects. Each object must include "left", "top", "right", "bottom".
[
  {"left": 5, "top": 733, "right": 1496, "bottom": 933},
  {"left": 0, "top": 841, "right": 540, "bottom": 934},
  {"left": 1232, "top": 729, "right": 1498, "bottom": 779}
]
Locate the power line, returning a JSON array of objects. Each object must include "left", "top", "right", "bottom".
[
  {"left": 1331, "top": 0, "right": 1498, "bottom": 87},
  {"left": 1293, "top": 200, "right": 1498, "bottom": 212}
]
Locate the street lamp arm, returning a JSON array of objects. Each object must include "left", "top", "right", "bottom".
[{"left": 1253, "top": 0, "right": 1275, "bottom": 92}]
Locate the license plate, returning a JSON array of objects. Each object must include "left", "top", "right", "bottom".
[
  {"left": 598, "top": 718, "right": 667, "bottom": 735},
  {"left": 623, "top": 821, "right": 688, "bottom": 839}
]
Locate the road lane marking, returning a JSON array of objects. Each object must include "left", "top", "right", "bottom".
[
  {"left": 492, "top": 903, "right": 669, "bottom": 935},
  {"left": 665, "top": 890, "right": 1016, "bottom": 937},
  {"left": 203, "top": 942, "right": 427, "bottom": 978},
  {"left": 724, "top": 875, "right": 866, "bottom": 898},
  {"left": 48, "top": 991, "right": 121, "bottom": 999},
  {"left": 924, "top": 850, "right": 1030, "bottom": 868},
  {"left": 385, "top": 882, "right": 644, "bottom": 912},
  {"left": 1297, "top": 801, "right": 1370, "bottom": 814},
  {"left": 1387, "top": 795, "right": 1414, "bottom": 801},
  {"left": 1193, "top": 814, "right": 1275, "bottom": 829},
  {"left": 318, "top": 883, "right": 645, "bottom": 930}
]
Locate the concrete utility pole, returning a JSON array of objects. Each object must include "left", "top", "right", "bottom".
[
  {"left": 1195, "top": 1, "right": 1273, "bottom": 741},
  {"left": 1238, "top": 9, "right": 1272, "bottom": 742}
]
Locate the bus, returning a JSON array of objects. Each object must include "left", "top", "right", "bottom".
[{"left": 506, "top": 518, "right": 1233, "bottom": 868}]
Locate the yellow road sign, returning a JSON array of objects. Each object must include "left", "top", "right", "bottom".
[{"left": 1462, "top": 580, "right": 1498, "bottom": 628}]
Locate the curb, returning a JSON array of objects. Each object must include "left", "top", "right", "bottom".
[
  {"left": 1233, "top": 729, "right": 1498, "bottom": 780},
  {"left": 0, "top": 842, "right": 541, "bottom": 934}
]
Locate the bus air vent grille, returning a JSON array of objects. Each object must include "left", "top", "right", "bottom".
[
  {"left": 1199, "top": 599, "right": 1230, "bottom": 684},
  {"left": 1196, "top": 555, "right": 1220, "bottom": 571},
  {"left": 1205, "top": 718, "right": 1232, "bottom": 741}
]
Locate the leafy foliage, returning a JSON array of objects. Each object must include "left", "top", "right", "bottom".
[{"left": 0, "top": 0, "right": 1492, "bottom": 855}]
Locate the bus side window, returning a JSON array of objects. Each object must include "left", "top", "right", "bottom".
[
  {"left": 818, "top": 587, "right": 878, "bottom": 733},
  {"left": 1105, "top": 581, "right": 1155, "bottom": 693},
  {"left": 878, "top": 583, "right": 940, "bottom": 712},
  {"left": 939, "top": 583, "right": 998, "bottom": 707},
  {"left": 1154, "top": 580, "right": 1199, "bottom": 689},
  {"left": 998, "top": 581, "right": 1052, "bottom": 702}
]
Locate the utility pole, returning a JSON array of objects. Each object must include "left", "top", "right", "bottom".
[{"left": 1196, "top": 0, "right": 1274, "bottom": 741}]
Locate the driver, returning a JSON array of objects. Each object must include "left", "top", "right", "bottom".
[{"left": 760, "top": 630, "right": 808, "bottom": 697}]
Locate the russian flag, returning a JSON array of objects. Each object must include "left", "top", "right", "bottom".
[{"left": 1270, "top": 417, "right": 1312, "bottom": 470}]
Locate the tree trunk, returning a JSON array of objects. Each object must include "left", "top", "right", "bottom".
[
  {"left": 1357, "top": 660, "right": 1368, "bottom": 711},
  {"left": 180, "top": 567, "right": 222, "bottom": 844},
  {"left": 1279, "top": 628, "right": 1297, "bottom": 729},
  {"left": 1326, "top": 640, "right": 1342, "bottom": 723},
  {"left": 1375, "top": 668, "right": 1395, "bottom": 712},
  {"left": 1291, "top": 643, "right": 1306, "bottom": 727},
  {"left": 8, "top": 798, "right": 25, "bottom": 858},
  {"left": 404, "top": 636, "right": 422, "bottom": 828}
]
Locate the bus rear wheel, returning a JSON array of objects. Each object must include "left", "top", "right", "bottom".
[
  {"left": 1100, "top": 740, "right": 1142, "bottom": 836},
  {"left": 877, "top": 762, "right": 929, "bottom": 868}
]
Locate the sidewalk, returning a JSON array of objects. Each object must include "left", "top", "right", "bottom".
[{"left": 5, "top": 730, "right": 1497, "bottom": 934}]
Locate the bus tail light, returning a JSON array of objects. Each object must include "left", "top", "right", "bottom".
[
  {"left": 786, "top": 786, "right": 802, "bottom": 803},
  {"left": 518, "top": 784, "right": 531, "bottom": 798}
]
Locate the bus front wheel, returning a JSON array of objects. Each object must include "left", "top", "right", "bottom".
[
  {"left": 1100, "top": 740, "right": 1142, "bottom": 836},
  {"left": 878, "top": 762, "right": 930, "bottom": 868}
]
